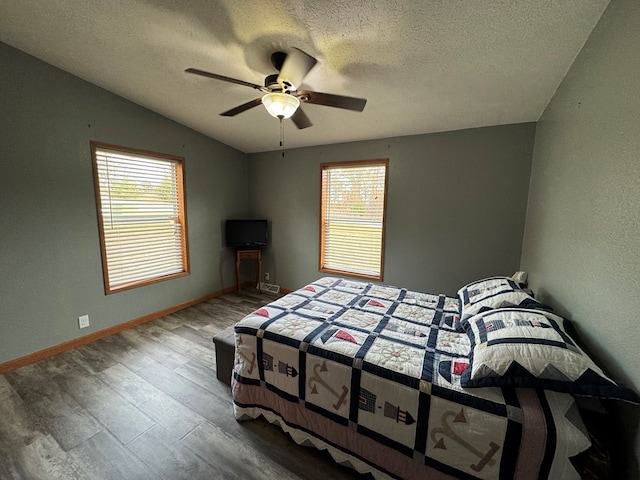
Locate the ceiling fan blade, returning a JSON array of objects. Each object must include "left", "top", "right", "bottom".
[
  {"left": 297, "top": 90, "right": 367, "bottom": 112},
  {"left": 220, "top": 98, "right": 263, "bottom": 117},
  {"left": 185, "top": 68, "right": 263, "bottom": 90},
  {"left": 277, "top": 48, "right": 317, "bottom": 91},
  {"left": 291, "top": 108, "right": 312, "bottom": 129}
]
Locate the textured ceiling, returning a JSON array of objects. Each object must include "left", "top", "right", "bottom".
[{"left": 0, "top": 0, "right": 609, "bottom": 153}]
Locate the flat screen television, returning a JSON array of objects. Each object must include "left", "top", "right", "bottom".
[{"left": 225, "top": 219, "right": 269, "bottom": 248}]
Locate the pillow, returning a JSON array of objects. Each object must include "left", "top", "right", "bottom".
[
  {"left": 457, "top": 276, "right": 549, "bottom": 330},
  {"left": 460, "top": 308, "right": 640, "bottom": 403}
]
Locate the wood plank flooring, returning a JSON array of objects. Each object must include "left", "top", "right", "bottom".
[{"left": 0, "top": 290, "right": 371, "bottom": 480}]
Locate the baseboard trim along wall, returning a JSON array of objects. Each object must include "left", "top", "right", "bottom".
[{"left": 0, "top": 285, "right": 238, "bottom": 374}]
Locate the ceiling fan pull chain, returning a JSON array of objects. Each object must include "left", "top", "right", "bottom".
[{"left": 280, "top": 117, "right": 285, "bottom": 157}]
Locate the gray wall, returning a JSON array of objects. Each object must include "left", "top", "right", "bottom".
[
  {"left": 520, "top": 0, "right": 640, "bottom": 473},
  {"left": 0, "top": 42, "right": 248, "bottom": 365},
  {"left": 248, "top": 123, "right": 536, "bottom": 296}
]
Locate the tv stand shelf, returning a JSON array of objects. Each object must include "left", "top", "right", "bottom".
[{"left": 235, "top": 249, "right": 261, "bottom": 294}]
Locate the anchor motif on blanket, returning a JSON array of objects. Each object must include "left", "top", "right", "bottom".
[
  {"left": 308, "top": 361, "right": 349, "bottom": 410},
  {"left": 237, "top": 351, "right": 257, "bottom": 375},
  {"left": 430, "top": 409, "right": 500, "bottom": 472},
  {"left": 236, "top": 336, "right": 257, "bottom": 375}
]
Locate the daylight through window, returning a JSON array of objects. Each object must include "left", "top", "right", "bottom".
[
  {"left": 91, "top": 142, "right": 189, "bottom": 294},
  {"left": 320, "top": 159, "right": 388, "bottom": 281}
]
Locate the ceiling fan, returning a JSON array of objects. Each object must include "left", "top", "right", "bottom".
[{"left": 185, "top": 48, "right": 367, "bottom": 129}]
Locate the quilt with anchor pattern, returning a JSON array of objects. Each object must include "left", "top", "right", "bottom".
[{"left": 232, "top": 277, "right": 590, "bottom": 480}]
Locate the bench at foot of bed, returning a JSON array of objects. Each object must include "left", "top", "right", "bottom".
[{"left": 213, "top": 326, "right": 235, "bottom": 386}]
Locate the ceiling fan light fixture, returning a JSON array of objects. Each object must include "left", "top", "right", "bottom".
[{"left": 261, "top": 92, "right": 300, "bottom": 119}]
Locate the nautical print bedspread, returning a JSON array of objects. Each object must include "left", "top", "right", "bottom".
[{"left": 232, "top": 277, "right": 590, "bottom": 480}]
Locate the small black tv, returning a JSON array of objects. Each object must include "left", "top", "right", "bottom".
[{"left": 225, "top": 219, "right": 268, "bottom": 248}]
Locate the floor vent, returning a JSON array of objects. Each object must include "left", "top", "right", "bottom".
[{"left": 260, "top": 282, "right": 280, "bottom": 294}]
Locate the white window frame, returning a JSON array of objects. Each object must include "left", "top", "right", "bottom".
[
  {"left": 91, "top": 141, "right": 189, "bottom": 294},
  {"left": 319, "top": 159, "right": 388, "bottom": 281}
]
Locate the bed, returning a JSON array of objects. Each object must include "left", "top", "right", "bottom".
[{"left": 231, "top": 276, "right": 638, "bottom": 479}]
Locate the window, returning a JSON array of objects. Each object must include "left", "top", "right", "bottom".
[
  {"left": 320, "top": 159, "right": 388, "bottom": 281},
  {"left": 91, "top": 142, "right": 189, "bottom": 294}
]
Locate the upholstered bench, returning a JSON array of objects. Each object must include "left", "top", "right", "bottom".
[{"left": 212, "top": 326, "right": 235, "bottom": 386}]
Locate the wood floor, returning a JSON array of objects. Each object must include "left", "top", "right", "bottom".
[{"left": 0, "top": 290, "right": 371, "bottom": 480}]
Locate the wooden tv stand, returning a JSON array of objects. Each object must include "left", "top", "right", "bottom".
[{"left": 235, "top": 249, "right": 261, "bottom": 294}]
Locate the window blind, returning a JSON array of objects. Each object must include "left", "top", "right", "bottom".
[
  {"left": 92, "top": 143, "right": 188, "bottom": 293},
  {"left": 320, "top": 160, "right": 388, "bottom": 280}
]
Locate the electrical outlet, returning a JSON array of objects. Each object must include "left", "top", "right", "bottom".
[
  {"left": 264, "top": 272, "right": 270, "bottom": 281},
  {"left": 78, "top": 314, "right": 90, "bottom": 329}
]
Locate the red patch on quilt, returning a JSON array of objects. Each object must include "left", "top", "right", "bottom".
[
  {"left": 335, "top": 330, "right": 357, "bottom": 344},
  {"left": 453, "top": 362, "right": 469, "bottom": 375},
  {"left": 304, "top": 286, "right": 316, "bottom": 292},
  {"left": 255, "top": 308, "right": 270, "bottom": 317},
  {"left": 368, "top": 299, "right": 385, "bottom": 308}
]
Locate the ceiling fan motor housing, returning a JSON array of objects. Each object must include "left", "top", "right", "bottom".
[{"left": 264, "top": 73, "right": 281, "bottom": 91}]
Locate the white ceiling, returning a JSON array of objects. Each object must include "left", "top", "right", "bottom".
[{"left": 0, "top": 0, "right": 609, "bottom": 153}]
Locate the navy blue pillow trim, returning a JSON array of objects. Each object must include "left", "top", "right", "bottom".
[
  {"left": 518, "top": 297, "right": 554, "bottom": 313},
  {"left": 486, "top": 337, "right": 569, "bottom": 349}
]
